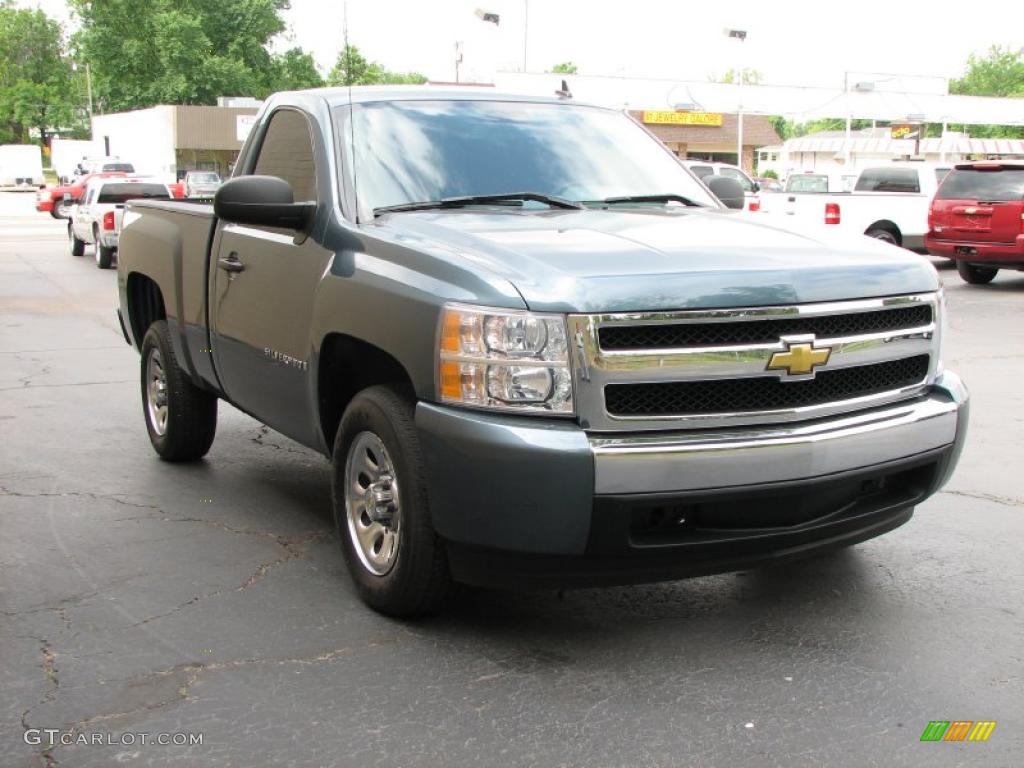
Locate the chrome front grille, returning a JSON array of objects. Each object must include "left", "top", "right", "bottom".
[{"left": 568, "top": 293, "right": 941, "bottom": 432}]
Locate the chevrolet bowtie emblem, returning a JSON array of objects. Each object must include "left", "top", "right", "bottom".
[{"left": 768, "top": 340, "right": 832, "bottom": 377}]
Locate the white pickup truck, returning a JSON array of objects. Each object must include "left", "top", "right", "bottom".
[
  {"left": 68, "top": 177, "right": 172, "bottom": 268},
  {"left": 760, "top": 163, "right": 952, "bottom": 252}
]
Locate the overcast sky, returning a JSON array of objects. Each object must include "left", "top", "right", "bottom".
[{"left": 26, "top": 0, "right": 1024, "bottom": 90}]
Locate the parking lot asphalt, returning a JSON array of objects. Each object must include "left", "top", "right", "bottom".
[{"left": 1, "top": 190, "right": 1022, "bottom": 767}]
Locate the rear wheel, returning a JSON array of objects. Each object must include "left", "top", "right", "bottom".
[
  {"left": 140, "top": 320, "right": 217, "bottom": 461},
  {"left": 48, "top": 203, "right": 63, "bottom": 219},
  {"left": 94, "top": 227, "right": 113, "bottom": 268},
  {"left": 54, "top": 198, "right": 73, "bottom": 219},
  {"left": 96, "top": 244, "right": 115, "bottom": 269},
  {"left": 68, "top": 224, "right": 84, "bottom": 257},
  {"left": 332, "top": 384, "right": 452, "bottom": 616},
  {"left": 865, "top": 227, "right": 899, "bottom": 246},
  {"left": 956, "top": 261, "right": 998, "bottom": 285}
]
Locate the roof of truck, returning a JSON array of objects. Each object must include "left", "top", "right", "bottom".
[{"left": 279, "top": 85, "right": 602, "bottom": 109}]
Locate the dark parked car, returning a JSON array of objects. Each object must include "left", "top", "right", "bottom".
[{"left": 927, "top": 162, "right": 1024, "bottom": 284}]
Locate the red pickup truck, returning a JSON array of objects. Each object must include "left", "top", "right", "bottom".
[
  {"left": 37, "top": 172, "right": 127, "bottom": 218},
  {"left": 38, "top": 173, "right": 185, "bottom": 218},
  {"left": 926, "top": 162, "right": 1024, "bottom": 284}
]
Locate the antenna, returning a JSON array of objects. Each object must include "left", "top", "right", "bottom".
[{"left": 343, "top": 0, "right": 360, "bottom": 221}]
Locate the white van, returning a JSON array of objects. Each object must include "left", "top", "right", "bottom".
[{"left": 0, "top": 144, "right": 45, "bottom": 189}]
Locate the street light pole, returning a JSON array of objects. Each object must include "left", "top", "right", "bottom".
[
  {"left": 844, "top": 72, "right": 852, "bottom": 166},
  {"left": 724, "top": 29, "right": 747, "bottom": 170},
  {"left": 522, "top": 0, "right": 529, "bottom": 72}
]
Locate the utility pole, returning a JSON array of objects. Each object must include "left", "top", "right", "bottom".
[
  {"left": 73, "top": 61, "right": 94, "bottom": 128},
  {"left": 86, "top": 63, "right": 94, "bottom": 120},
  {"left": 454, "top": 41, "right": 463, "bottom": 83}
]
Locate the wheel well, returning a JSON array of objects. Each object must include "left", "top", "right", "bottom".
[
  {"left": 865, "top": 221, "right": 901, "bottom": 244},
  {"left": 318, "top": 334, "right": 414, "bottom": 453},
  {"left": 126, "top": 273, "right": 166, "bottom": 348}
]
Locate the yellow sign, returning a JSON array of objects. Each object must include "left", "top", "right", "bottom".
[
  {"left": 890, "top": 123, "right": 917, "bottom": 139},
  {"left": 642, "top": 111, "right": 723, "bottom": 127}
]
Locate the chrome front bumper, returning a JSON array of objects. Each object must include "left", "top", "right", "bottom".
[{"left": 591, "top": 370, "right": 968, "bottom": 495}]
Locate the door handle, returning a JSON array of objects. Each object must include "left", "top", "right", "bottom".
[{"left": 218, "top": 252, "right": 246, "bottom": 273}]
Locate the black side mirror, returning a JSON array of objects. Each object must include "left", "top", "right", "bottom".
[
  {"left": 213, "top": 175, "right": 315, "bottom": 231},
  {"left": 707, "top": 176, "right": 746, "bottom": 210}
]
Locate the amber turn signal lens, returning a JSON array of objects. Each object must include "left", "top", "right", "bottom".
[
  {"left": 440, "top": 310, "right": 461, "bottom": 353},
  {"left": 439, "top": 361, "right": 461, "bottom": 400}
]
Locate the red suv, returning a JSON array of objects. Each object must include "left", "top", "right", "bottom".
[{"left": 926, "top": 162, "right": 1024, "bottom": 284}]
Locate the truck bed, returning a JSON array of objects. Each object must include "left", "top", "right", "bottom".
[{"left": 120, "top": 199, "right": 218, "bottom": 387}]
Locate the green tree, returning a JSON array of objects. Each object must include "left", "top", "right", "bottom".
[
  {"left": 949, "top": 46, "right": 1024, "bottom": 138},
  {"left": 327, "top": 44, "right": 426, "bottom": 86},
  {"left": 269, "top": 48, "right": 324, "bottom": 91},
  {"left": 951, "top": 45, "right": 1024, "bottom": 97},
  {"left": 0, "top": 5, "right": 81, "bottom": 144},
  {"left": 69, "top": 0, "right": 291, "bottom": 109},
  {"left": 718, "top": 68, "right": 763, "bottom": 86},
  {"left": 550, "top": 62, "right": 578, "bottom": 74}
]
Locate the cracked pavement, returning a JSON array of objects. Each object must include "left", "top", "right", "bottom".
[{"left": 1, "top": 192, "right": 1022, "bottom": 767}]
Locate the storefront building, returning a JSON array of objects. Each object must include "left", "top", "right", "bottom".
[{"left": 628, "top": 110, "right": 781, "bottom": 172}]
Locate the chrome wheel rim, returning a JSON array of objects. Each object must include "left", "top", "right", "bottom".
[
  {"left": 344, "top": 431, "right": 401, "bottom": 576},
  {"left": 145, "top": 349, "right": 169, "bottom": 436}
]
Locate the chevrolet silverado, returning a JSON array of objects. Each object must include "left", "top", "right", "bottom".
[{"left": 116, "top": 88, "right": 968, "bottom": 616}]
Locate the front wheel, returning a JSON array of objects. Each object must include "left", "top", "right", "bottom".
[
  {"left": 332, "top": 385, "right": 452, "bottom": 616},
  {"left": 49, "top": 203, "right": 64, "bottom": 220},
  {"left": 140, "top": 320, "right": 217, "bottom": 461},
  {"left": 956, "top": 261, "right": 998, "bottom": 284}
]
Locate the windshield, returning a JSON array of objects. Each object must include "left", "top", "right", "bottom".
[
  {"left": 343, "top": 100, "right": 718, "bottom": 217},
  {"left": 936, "top": 168, "right": 1024, "bottom": 201},
  {"left": 189, "top": 173, "right": 219, "bottom": 183},
  {"left": 102, "top": 163, "right": 135, "bottom": 173},
  {"left": 97, "top": 183, "right": 169, "bottom": 203}
]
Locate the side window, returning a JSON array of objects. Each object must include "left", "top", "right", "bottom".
[{"left": 252, "top": 109, "right": 318, "bottom": 202}]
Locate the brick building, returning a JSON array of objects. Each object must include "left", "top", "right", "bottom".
[{"left": 628, "top": 111, "right": 781, "bottom": 172}]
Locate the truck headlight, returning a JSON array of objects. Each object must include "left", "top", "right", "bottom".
[{"left": 438, "top": 305, "right": 573, "bottom": 414}]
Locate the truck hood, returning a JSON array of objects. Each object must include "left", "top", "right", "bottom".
[{"left": 373, "top": 207, "right": 939, "bottom": 313}]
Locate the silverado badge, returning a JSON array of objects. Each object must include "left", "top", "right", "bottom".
[{"left": 768, "top": 339, "right": 832, "bottom": 378}]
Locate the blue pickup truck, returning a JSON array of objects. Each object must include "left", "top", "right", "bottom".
[{"left": 116, "top": 87, "right": 968, "bottom": 615}]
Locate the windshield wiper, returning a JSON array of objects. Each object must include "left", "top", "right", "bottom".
[
  {"left": 596, "top": 194, "right": 706, "bottom": 208},
  {"left": 373, "top": 192, "right": 584, "bottom": 216}
]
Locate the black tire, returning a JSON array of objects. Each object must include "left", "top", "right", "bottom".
[
  {"left": 96, "top": 244, "right": 115, "bottom": 269},
  {"left": 49, "top": 203, "right": 64, "bottom": 219},
  {"left": 956, "top": 261, "right": 998, "bottom": 285},
  {"left": 331, "top": 384, "right": 452, "bottom": 616},
  {"left": 54, "top": 198, "right": 72, "bottom": 219},
  {"left": 68, "top": 225, "right": 84, "bottom": 257},
  {"left": 865, "top": 227, "right": 899, "bottom": 245},
  {"left": 140, "top": 320, "right": 217, "bottom": 461}
]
